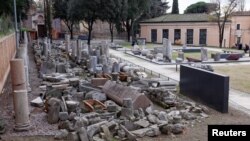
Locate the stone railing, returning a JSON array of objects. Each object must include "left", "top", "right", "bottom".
[{"left": 0, "top": 33, "right": 16, "bottom": 93}]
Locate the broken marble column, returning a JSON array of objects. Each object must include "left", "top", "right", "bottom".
[
  {"left": 17, "top": 44, "right": 31, "bottom": 91},
  {"left": 163, "top": 38, "right": 172, "bottom": 62},
  {"left": 77, "top": 40, "right": 82, "bottom": 62},
  {"left": 13, "top": 90, "right": 31, "bottom": 131},
  {"left": 201, "top": 48, "right": 208, "bottom": 61},
  {"left": 142, "top": 39, "right": 146, "bottom": 50},
  {"left": 48, "top": 38, "right": 51, "bottom": 53},
  {"left": 72, "top": 40, "right": 77, "bottom": 59},
  {"left": 65, "top": 34, "right": 70, "bottom": 53},
  {"left": 89, "top": 56, "right": 98, "bottom": 73},
  {"left": 112, "top": 62, "right": 120, "bottom": 73},
  {"left": 10, "top": 59, "right": 27, "bottom": 91}
]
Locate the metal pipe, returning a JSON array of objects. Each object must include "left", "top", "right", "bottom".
[{"left": 13, "top": 0, "right": 18, "bottom": 49}]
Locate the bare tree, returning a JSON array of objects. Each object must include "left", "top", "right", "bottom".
[
  {"left": 211, "top": 0, "right": 238, "bottom": 48},
  {"left": 238, "top": 0, "right": 245, "bottom": 11}
]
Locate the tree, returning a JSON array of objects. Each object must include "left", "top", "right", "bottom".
[
  {"left": 238, "top": 0, "right": 245, "bottom": 11},
  {"left": 211, "top": 0, "right": 238, "bottom": 48},
  {"left": 121, "top": 0, "right": 150, "bottom": 42},
  {"left": 69, "top": 0, "right": 102, "bottom": 45},
  {"left": 100, "top": 0, "right": 122, "bottom": 42},
  {"left": 53, "top": 0, "right": 77, "bottom": 39},
  {"left": 184, "top": 2, "right": 217, "bottom": 14},
  {"left": 145, "top": 0, "right": 170, "bottom": 18},
  {"left": 171, "top": 0, "right": 179, "bottom": 14}
]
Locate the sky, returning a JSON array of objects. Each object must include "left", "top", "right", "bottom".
[{"left": 167, "top": 0, "right": 250, "bottom": 14}]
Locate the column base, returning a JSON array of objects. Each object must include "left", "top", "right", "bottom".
[{"left": 14, "top": 122, "right": 31, "bottom": 132}]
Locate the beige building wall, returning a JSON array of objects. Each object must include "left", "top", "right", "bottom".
[
  {"left": 140, "top": 22, "right": 231, "bottom": 47},
  {"left": 230, "top": 16, "right": 250, "bottom": 47}
]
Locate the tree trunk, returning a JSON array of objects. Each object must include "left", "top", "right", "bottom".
[
  {"left": 87, "top": 20, "right": 94, "bottom": 45},
  {"left": 70, "top": 28, "right": 73, "bottom": 39},
  {"left": 126, "top": 19, "right": 131, "bottom": 42},
  {"left": 109, "top": 22, "right": 114, "bottom": 43}
]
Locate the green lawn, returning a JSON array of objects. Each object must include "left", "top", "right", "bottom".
[
  {"left": 214, "top": 65, "right": 250, "bottom": 94},
  {"left": 172, "top": 51, "right": 218, "bottom": 60}
]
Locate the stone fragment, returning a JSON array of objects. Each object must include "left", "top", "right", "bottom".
[
  {"left": 101, "top": 125, "right": 113, "bottom": 141},
  {"left": 66, "top": 101, "right": 79, "bottom": 113},
  {"left": 85, "top": 91, "right": 107, "bottom": 102},
  {"left": 118, "top": 130, "right": 126, "bottom": 138},
  {"left": 68, "top": 112, "right": 77, "bottom": 121},
  {"left": 146, "top": 125, "right": 161, "bottom": 137},
  {"left": 182, "top": 112, "right": 196, "bottom": 120},
  {"left": 91, "top": 78, "right": 108, "bottom": 87},
  {"left": 30, "top": 97, "right": 44, "bottom": 107},
  {"left": 158, "top": 111, "right": 168, "bottom": 121},
  {"left": 54, "top": 129, "right": 69, "bottom": 140},
  {"left": 87, "top": 121, "right": 108, "bottom": 138},
  {"left": 134, "top": 119, "right": 150, "bottom": 128},
  {"left": 74, "top": 117, "right": 89, "bottom": 129},
  {"left": 47, "top": 98, "right": 61, "bottom": 124},
  {"left": 67, "top": 131, "right": 79, "bottom": 141},
  {"left": 172, "top": 124, "right": 186, "bottom": 134},
  {"left": 120, "top": 124, "right": 137, "bottom": 141},
  {"left": 147, "top": 114, "right": 158, "bottom": 124},
  {"left": 160, "top": 124, "right": 173, "bottom": 135},
  {"left": 78, "top": 127, "right": 89, "bottom": 141},
  {"left": 59, "top": 112, "right": 69, "bottom": 121},
  {"left": 58, "top": 120, "right": 75, "bottom": 131}
]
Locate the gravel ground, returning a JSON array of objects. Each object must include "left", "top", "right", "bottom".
[
  {"left": 0, "top": 44, "right": 250, "bottom": 141},
  {"left": 0, "top": 45, "right": 60, "bottom": 139}
]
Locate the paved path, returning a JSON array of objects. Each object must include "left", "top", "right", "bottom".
[{"left": 110, "top": 49, "right": 250, "bottom": 115}]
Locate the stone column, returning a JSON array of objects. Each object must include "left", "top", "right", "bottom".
[
  {"left": 13, "top": 90, "right": 31, "bottom": 131},
  {"left": 65, "top": 34, "right": 70, "bottom": 53},
  {"left": 24, "top": 31, "right": 28, "bottom": 45},
  {"left": 10, "top": 59, "right": 27, "bottom": 91},
  {"left": 17, "top": 44, "right": 31, "bottom": 91},
  {"left": 72, "top": 40, "right": 77, "bottom": 59},
  {"left": 201, "top": 48, "right": 208, "bottom": 61},
  {"left": 43, "top": 39, "right": 48, "bottom": 57},
  {"left": 163, "top": 38, "right": 172, "bottom": 62},
  {"left": 77, "top": 40, "right": 82, "bottom": 62},
  {"left": 89, "top": 56, "right": 97, "bottom": 73},
  {"left": 103, "top": 64, "right": 111, "bottom": 74},
  {"left": 142, "top": 39, "right": 146, "bottom": 50}
]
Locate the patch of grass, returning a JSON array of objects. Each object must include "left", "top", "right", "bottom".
[{"left": 214, "top": 65, "right": 250, "bottom": 93}]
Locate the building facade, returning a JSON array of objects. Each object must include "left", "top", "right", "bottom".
[{"left": 140, "top": 13, "right": 250, "bottom": 48}]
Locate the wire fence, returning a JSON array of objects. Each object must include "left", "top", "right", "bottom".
[{"left": 109, "top": 54, "right": 178, "bottom": 83}]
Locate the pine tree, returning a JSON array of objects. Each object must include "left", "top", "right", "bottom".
[{"left": 171, "top": 0, "right": 179, "bottom": 14}]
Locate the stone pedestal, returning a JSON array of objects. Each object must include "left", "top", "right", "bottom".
[
  {"left": 77, "top": 40, "right": 82, "bottom": 62},
  {"left": 13, "top": 90, "right": 31, "bottom": 131},
  {"left": 163, "top": 38, "right": 172, "bottom": 62},
  {"left": 201, "top": 48, "right": 208, "bottom": 61},
  {"left": 71, "top": 40, "right": 77, "bottom": 59},
  {"left": 214, "top": 53, "right": 221, "bottom": 61},
  {"left": 89, "top": 56, "right": 97, "bottom": 73},
  {"left": 65, "top": 34, "right": 70, "bottom": 53},
  {"left": 10, "top": 59, "right": 27, "bottom": 91}
]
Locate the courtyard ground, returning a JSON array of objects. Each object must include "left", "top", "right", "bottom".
[{"left": 214, "top": 65, "right": 250, "bottom": 93}]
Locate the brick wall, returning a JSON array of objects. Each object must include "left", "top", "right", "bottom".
[{"left": 0, "top": 33, "right": 16, "bottom": 93}]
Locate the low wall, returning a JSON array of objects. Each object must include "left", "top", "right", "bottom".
[
  {"left": 179, "top": 65, "right": 229, "bottom": 113},
  {"left": 0, "top": 33, "right": 16, "bottom": 93}
]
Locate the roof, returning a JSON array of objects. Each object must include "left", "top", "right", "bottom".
[
  {"left": 140, "top": 13, "right": 214, "bottom": 23},
  {"left": 232, "top": 11, "right": 250, "bottom": 16}
]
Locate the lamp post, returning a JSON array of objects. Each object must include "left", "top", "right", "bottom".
[{"left": 13, "top": 0, "right": 18, "bottom": 49}]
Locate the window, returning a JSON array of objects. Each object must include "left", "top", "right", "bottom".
[
  {"left": 199, "top": 29, "right": 207, "bottom": 45},
  {"left": 186, "top": 29, "right": 193, "bottom": 44},
  {"left": 237, "top": 24, "right": 240, "bottom": 30},
  {"left": 174, "top": 29, "right": 181, "bottom": 41},
  {"left": 151, "top": 29, "right": 157, "bottom": 43},
  {"left": 162, "top": 29, "right": 169, "bottom": 39}
]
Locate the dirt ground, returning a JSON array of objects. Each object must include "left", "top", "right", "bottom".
[{"left": 1, "top": 45, "right": 250, "bottom": 141}]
